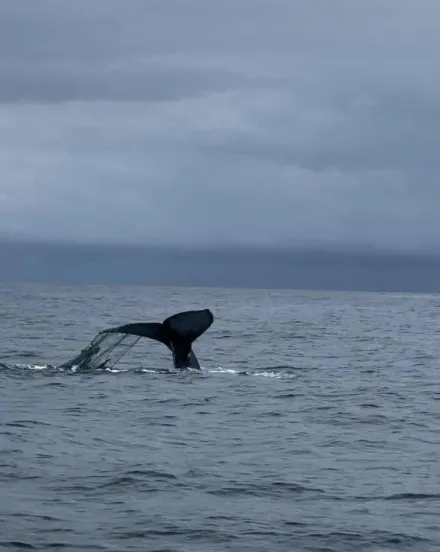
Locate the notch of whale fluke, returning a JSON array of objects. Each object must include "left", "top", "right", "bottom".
[{"left": 60, "top": 309, "right": 214, "bottom": 371}]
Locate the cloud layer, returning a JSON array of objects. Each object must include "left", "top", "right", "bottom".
[{"left": 1, "top": 0, "right": 440, "bottom": 252}]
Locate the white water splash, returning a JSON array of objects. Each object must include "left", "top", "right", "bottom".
[
  {"left": 206, "top": 367, "right": 239, "bottom": 375},
  {"left": 14, "top": 363, "right": 49, "bottom": 371},
  {"left": 105, "top": 368, "right": 128, "bottom": 373},
  {"left": 2, "top": 363, "right": 296, "bottom": 379}
]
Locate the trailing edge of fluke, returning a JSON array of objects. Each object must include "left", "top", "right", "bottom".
[{"left": 60, "top": 309, "right": 214, "bottom": 371}]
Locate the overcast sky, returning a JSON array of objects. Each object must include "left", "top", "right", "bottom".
[{"left": 0, "top": 1, "right": 439, "bottom": 253}]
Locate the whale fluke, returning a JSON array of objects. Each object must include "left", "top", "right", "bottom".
[{"left": 61, "top": 309, "right": 214, "bottom": 371}]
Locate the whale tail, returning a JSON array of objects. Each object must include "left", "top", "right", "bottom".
[{"left": 62, "top": 309, "right": 214, "bottom": 371}]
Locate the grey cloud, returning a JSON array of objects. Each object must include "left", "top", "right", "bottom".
[
  {"left": 201, "top": 89, "right": 440, "bottom": 171},
  {"left": 0, "top": 0, "right": 276, "bottom": 103},
  {"left": 1, "top": 0, "right": 440, "bottom": 254},
  {"left": 3, "top": 0, "right": 438, "bottom": 103},
  {"left": 0, "top": 98, "right": 437, "bottom": 252},
  {"left": 0, "top": 60, "right": 250, "bottom": 103}
]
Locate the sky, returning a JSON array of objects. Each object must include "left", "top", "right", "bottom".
[{"left": 0, "top": 0, "right": 439, "bottom": 256}]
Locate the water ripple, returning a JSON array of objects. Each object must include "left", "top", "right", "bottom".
[{"left": 1, "top": 285, "right": 440, "bottom": 551}]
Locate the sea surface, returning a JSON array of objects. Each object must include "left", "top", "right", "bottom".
[{"left": 0, "top": 284, "right": 439, "bottom": 552}]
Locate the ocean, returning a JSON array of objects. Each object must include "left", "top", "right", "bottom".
[{"left": 0, "top": 284, "right": 439, "bottom": 551}]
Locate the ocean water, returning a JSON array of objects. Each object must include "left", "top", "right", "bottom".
[{"left": 0, "top": 283, "right": 439, "bottom": 552}]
